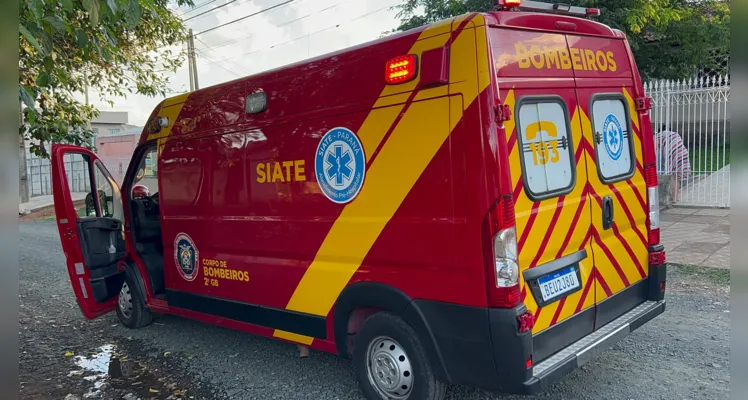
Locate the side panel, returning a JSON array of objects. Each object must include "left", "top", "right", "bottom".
[
  {"left": 277, "top": 16, "right": 484, "bottom": 346},
  {"left": 156, "top": 16, "right": 474, "bottom": 349}
]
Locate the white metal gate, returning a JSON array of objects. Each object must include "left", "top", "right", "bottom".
[{"left": 645, "top": 75, "right": 730, "bottom": 208}]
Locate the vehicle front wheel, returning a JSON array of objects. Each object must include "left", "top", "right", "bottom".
[
  {"left": 353, "top": 312, "right": 446, "bottom": 400},
  {"left": 115, "top": 272, "right": 153, "bottom": 329}
]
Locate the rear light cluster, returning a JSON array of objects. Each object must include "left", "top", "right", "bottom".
[
  {"left": 484, "top": 195, "right": 521, "bottom": 308},
  {"left": 494, "top": 0, "right": 601, "bottom": 18},
  {"left": 644, "top": 164, "right": 660, "bottom": 246},
  {"left": 650, "top": 250, "right": 666, "bottom": 265},
  {"left": 518, "top": 311, "right": 535, "bottom": 333}
]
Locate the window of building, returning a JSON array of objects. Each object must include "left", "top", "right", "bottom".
[
  {"left": 591, "top": 95, "right": 634, "bottom": 182},
  {"left": 109, "top": 128, "right": 121, "bottom": 135},
  {"left": 516, "top": 97, "right": 575, "bottom": 199}
]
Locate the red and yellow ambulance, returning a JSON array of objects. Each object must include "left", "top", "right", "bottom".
[{"left": 52, "top": 1, "right": 667, "bottom": 398}]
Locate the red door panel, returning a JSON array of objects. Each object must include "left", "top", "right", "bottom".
[{"left": 51, "top": 144, "right": 127, "bottom": 319}]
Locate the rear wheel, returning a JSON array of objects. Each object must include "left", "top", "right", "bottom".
[
  {"left": 353, "top": 312, "right": 446, "bottom": 400},
  {"left": 115, "top": 272, "right": 152, "bottom": 329}
]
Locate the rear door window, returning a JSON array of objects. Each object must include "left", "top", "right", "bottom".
[
  {"left": 516, "top": 97, "right": 576, "bottom": 199},
  {"left": 591, "top": 95, "right": 634, "bottom": 182}
]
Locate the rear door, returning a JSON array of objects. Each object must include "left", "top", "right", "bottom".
[
  {"left": 489, "top": 28, "right": 597, "bottom": 345},
  {"left": 565, "top": 34, "right": 650, "bottom": 328},
  {"left": 51, "top": 144, "right": 127, "bottom": 319}
]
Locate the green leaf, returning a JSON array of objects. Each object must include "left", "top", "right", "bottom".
[
  {"left": 27, "top": 0, "right": 44, "bottom": 20},
  {"left": 124, "top": 0, "right": 141, "bottom": 29},
  {"left": 106, "top": 0, "right": 118, "bottom": 14},
  {"left": 19, "top": 85, "right": 35, "bottom": 110},
  {"left": 82, "top": 0, "right": 101, "bottom": 25},
  {"left": 61, "top": 0, "right": 74, "bottom": 12},
  {"left": 103, "top": 27, "right": 117, "bottom": 46},
  {"left": 36, "top": 71, "right": 51, "bottom": 87},
  {"left": 75, "top": 29, "right": 89, "bottom": 47},
  {"left": 26, "top": 109, "right": 37, "bottom": 125},
  {"left": 43, "top": 16, "right": 66, "bottom": 33},
  {"left": 19, "top": 24, "right": 44, "bottom": 55}
]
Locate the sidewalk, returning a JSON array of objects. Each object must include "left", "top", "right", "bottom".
[
  {"left": 19, "top": 192, "right": 87, "bottom": 214},
  {"left": 660, "top": 207, "right": 730, "bottom": 269}
]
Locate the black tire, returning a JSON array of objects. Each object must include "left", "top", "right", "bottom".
[
  {"left": 353, "top": 312, "right": 446, "bottom": 400},
  {"left": 115, "top": 271, "right": 153, "bottom": 329}
]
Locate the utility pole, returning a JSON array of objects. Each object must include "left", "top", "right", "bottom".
[
  {"left": 187, "top": 29, "right": 199, "bottom": 90},
  {"left": 19, "top": 99, "right": 28, "bottom": 205},
  {"left": 84, "top": 69, "right": 94, "bottom": 148}
]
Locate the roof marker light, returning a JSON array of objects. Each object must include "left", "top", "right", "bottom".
[{"left": 385, "top": 55, "right": 418, "bottom": 85}]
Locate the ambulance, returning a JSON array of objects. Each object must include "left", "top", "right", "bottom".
[{"left": 51, "top": 1, "right": 667, "bottom": 398}]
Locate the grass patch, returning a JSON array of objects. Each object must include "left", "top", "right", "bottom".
[
  {"left": 26, "top": 205, "right": 89, "bottom": 222},
  {"left": 689, "top": 144, "right": 730, "bottom": 175},
  {"left": 671, "top": 263, "right": 730, "bottom": 285}
]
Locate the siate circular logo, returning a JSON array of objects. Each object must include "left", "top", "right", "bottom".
[
  {"left": 603, "top": 113, "right": 624, "bottom": 161},
  {"left": 314, "top": 127, "right": 366, "bottom": 204}
]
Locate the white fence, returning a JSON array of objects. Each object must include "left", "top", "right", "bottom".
[{"left": 645, "top": 75, "right": 730, "bottom": 208}]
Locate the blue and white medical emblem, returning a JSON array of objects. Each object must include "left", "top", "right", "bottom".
[
  {"left": 315, "top": 127, "right": 366, "bottom": 204},
  {"left": 603, "top": 113, "right": 624, "bottom": 161},
  {"left": 174, "top": 233, "right": 199, "bottom": 281}
]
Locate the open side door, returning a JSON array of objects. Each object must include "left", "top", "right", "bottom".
[{"left": 51, "top": 144, "right": 127, "bottom": 319}]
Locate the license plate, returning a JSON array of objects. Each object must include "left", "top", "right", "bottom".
[{"left": 537, "top": 266, "right": 580, "bottom": 302}]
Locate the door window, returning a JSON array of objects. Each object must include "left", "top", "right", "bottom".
[
  {"left": 591, "top": 96, "right": 634, "bottom": 182},
  {"left": 132, "top": 147, "right": 159, "bottom": 197},
  {"left": 93, "top": 161, "right": 124, "bottom": 220},
  {"left": 64, "top": 153, "right": 123, "bottom": 220},
  {"left": 516, "top": 98, "right": 576, "bottom": 199}
]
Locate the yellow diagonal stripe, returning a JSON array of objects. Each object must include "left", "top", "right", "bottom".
[
  {"left": 274, "top": 15, "right": 486, "bottom": 345},
  {"left": 146, "top": 93, "right": 190, "bottom": 156}
]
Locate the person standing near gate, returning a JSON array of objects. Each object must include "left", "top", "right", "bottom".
[{"left": 655, "top": 124, "right": 692, "bottom": 202}]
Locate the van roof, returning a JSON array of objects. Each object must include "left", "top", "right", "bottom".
[
  {"left": 160, "top": 10, "right": 620, "bottom": 101},
  {"left": 143, "top": 9, "right": 626, "bottom": 143}
]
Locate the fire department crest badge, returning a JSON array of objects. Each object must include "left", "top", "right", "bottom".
[
  {"left": 174, "top": 233, "right": 199, "bottom": 281},
  {"left": 315, "top": 127, "right": 366, "bottom": 204}
]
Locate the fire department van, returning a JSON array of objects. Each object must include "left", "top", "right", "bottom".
[{"left": 51, "top": 1, "right": 667, "bottom": 398}]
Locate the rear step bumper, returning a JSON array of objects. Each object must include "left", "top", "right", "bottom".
[{"left": 523, "top": 299, "right": 666, "bottom": 394}]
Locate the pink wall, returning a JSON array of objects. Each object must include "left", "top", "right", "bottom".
[{"left": 96, "top": 133, "right": 139, "bottom": 184}]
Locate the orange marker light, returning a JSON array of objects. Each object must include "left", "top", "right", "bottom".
[
  {"left": 385, "top": 55, "right": 418, "bottom": 84},
  {"left": 500, "top": 0, "right": 521, "bottom": 6}
]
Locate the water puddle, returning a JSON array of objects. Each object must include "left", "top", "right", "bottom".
[{"left": 68, "top": 344, "right": 189, "bottom": 399}]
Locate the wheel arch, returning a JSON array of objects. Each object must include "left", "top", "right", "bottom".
[{"left": 332, "top": 282, "right": 450, "bottom": 382}]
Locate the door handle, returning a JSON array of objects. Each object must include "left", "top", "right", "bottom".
[{"left": 602, "top": 196, "right": 614, "bottom": 230}]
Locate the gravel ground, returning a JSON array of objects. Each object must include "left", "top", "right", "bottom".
[{"left": 19, "top": 219, "right": 730, "bottom": 400}]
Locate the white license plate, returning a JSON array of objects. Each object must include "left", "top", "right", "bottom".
[{"left": 537, "top": 266, "right": 580, "bottom": 302}]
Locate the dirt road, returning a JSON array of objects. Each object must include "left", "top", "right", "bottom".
[{"left": 19, "top": 220, "right": 730, "bottom": 399}]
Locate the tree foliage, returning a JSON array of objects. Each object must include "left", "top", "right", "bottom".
[
  {"left": 394, "top": 0, "right": 730, "bottom": 81},
  {"left": 19, "top": 0, "right": 193, "bottom": 156}
]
